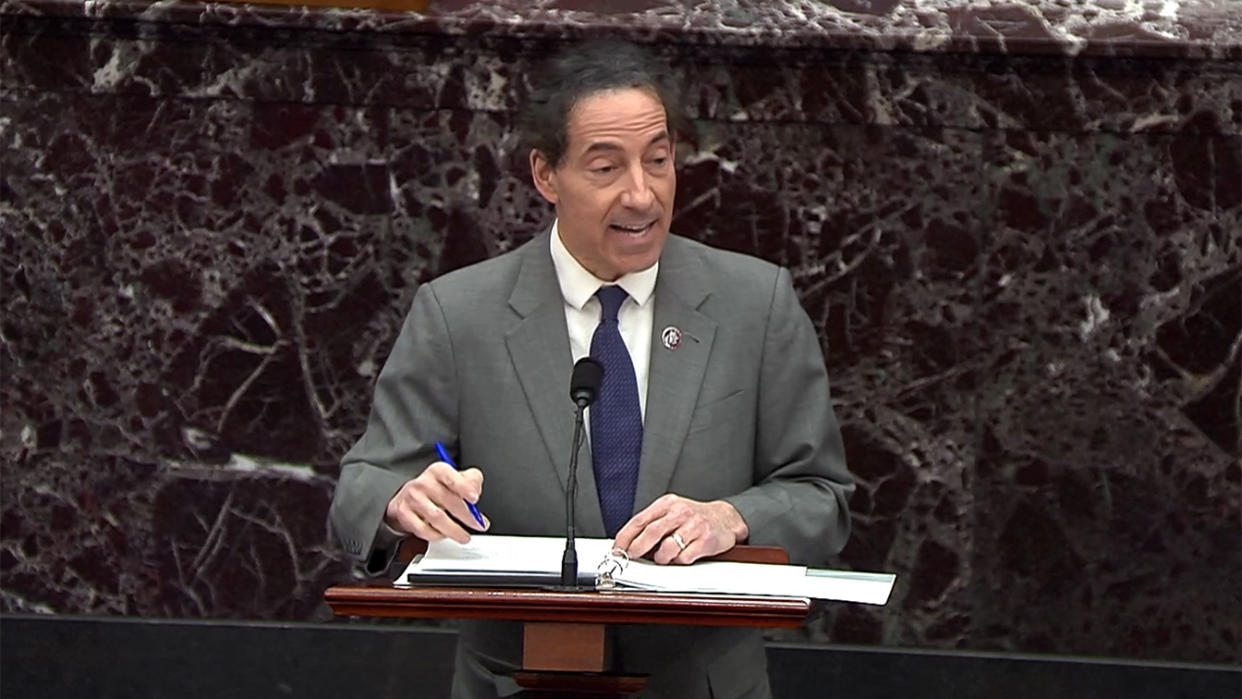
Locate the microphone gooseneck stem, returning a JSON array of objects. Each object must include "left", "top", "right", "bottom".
[{"left": 561, "top": 401, "right": 588, "bottom": 587}]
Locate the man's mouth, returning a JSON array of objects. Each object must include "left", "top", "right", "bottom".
[{"left": 609, "top": 221, "right": 656, "bottom": 235}]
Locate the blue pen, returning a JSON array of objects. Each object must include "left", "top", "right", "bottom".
[{"left": 435, "top": 441, "right": 486, "bottom": 528}]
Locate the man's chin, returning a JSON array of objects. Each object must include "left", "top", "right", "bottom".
[{"left": 612, "top": 240, "right": 666, "bottom": 277}]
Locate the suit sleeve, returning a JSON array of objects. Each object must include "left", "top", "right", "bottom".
[
  {"left": 328, "top": 282, "right": 460, "bottom": 575},
  {"left": 722, "top": 267, "right": 854, "bottom": 567}
]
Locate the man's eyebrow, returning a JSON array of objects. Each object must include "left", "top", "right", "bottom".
[
  {"left": 583, "top": 142, "right": 624, "bottom": 156},
  {"left": 582, "top": 131, "right": 671, "bottom": 156}
]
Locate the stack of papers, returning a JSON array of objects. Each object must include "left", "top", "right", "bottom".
[{"left": 401, "top": 535, "right": 895, "bottom": 605}]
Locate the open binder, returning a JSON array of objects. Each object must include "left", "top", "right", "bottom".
[{"left": 401, "top": 535, "right": 895, "bottom": 605}]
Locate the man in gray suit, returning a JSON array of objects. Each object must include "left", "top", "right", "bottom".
[{"left": 330, "top": 41, "right": 854, "bottom": 698}]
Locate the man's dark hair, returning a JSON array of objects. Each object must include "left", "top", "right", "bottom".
[{"left": 518, "top": 40, "right": 684, "bottom": 167}]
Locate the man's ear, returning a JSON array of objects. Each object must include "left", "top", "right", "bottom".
[{"left": 529, "top": 149, "right": 558, "bottom": 205}]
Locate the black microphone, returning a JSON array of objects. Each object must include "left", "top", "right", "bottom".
[
  {"left": 562, "top": 357, "right": 602, "bottom": 587},
  {"left": 570, "top": 357, "right": 603, "bottom": 408}
]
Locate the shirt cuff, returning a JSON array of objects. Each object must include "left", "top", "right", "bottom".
[{"left": 376, "top": 520, "right": 406, "bottom": 545}]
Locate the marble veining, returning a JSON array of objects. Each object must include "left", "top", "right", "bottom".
[
  {"left": 5, "top": 0, "right": 1241, "bottom": 58},
  {"left": 2, "top": 0, "right": 1239, "bottom": 665}
]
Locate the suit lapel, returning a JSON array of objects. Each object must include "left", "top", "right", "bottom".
[
  {"left": 634, "top": 237, "right": 717, "bottom": 511},
  {"left": 504, "top": 234, "right": 606, "bottom": 536}
]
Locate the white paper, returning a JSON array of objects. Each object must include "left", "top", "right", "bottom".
[
  {"left": 406, "top": 535, "right": 615, "bottom": 577},
  {"left": 612, "top": 559, "right": 894, "bottom": 604},
  {"left": 790, "top": 569, "right": 896, "bottom": 605},
  {"left": 615, "top": 558, "right": 808, "bottom": 595},
  {"left": 401, "top": 535, "right": 896, "bottom": 605}
]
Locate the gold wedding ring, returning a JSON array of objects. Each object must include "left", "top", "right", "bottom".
[{"left": 671, "top": 532, "right": 688, "bottom": 551}]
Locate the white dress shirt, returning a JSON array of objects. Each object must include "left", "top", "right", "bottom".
[{"left": 549, "top": 220, "right": 657, "bottom": 421}]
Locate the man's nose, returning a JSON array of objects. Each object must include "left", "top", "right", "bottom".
[{"left": 620, "top": 163, "right": 655, "bottom": 208}]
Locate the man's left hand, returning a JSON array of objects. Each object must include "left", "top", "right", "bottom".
[{"left": 613, "top": 494, "right": 750, "bottom": 565}]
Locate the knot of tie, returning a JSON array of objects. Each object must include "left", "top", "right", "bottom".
[{"left": 596, "top": 285, "right": 628, "bottom": 323}]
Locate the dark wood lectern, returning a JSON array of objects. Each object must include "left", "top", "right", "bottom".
[{"left": 324, "top": 544, "right": 809, "bottom": 696}]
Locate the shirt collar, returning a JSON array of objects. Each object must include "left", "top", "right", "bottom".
[{"left": 549, "top": 220, "right": 659, "bottom": 311}]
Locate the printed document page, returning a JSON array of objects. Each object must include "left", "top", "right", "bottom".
[
  {"left": 405, "top": 535, "right": 614, "bottom": 578},
  {"left": 614, "top": 557, "right": 808, "bottom": 595},
  {"left": 402, "top": 535, "right": 895, "bottom": 604}
]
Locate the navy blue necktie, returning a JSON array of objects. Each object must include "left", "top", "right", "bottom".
[{"left": 590, "top": 285, "right": 643, "bottom": 536}]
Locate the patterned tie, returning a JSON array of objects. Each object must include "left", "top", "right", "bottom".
[{"left": 590, "top": 285, "right": 643, "bottom": 536}]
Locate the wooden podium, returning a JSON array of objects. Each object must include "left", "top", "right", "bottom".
[{"left": 324, "top": 542, "right": 809, "bottom": 696}]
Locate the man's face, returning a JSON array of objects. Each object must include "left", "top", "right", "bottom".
[{"left": 531, "top": 87, "right": 676, "bottom": 281}]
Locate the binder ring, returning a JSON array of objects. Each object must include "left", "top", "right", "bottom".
[{"left": 595, "top": 548, "right": 630, "bottom": 589}]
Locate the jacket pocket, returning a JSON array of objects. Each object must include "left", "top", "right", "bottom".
[{"left": 686, "top": 389, "right": 747, "bottom": 436}]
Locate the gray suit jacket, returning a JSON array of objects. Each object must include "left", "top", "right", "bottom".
[{"left": 330, "top": 232, "right": 853, "bottom": 698}]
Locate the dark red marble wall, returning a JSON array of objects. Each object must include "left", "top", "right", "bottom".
[{"left": 2, "top": 0, "right": 1238, "bottom": 664}]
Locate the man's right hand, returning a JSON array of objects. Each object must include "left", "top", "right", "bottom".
[{"left": 384, "top": 462, "right": 489, "bottom": 543}]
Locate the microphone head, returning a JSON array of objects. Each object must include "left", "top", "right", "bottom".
[{"left": 570, "top": 357, "right": 603, "bottom": 407}]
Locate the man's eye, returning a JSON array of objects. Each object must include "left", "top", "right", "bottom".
[{"left": 592, "top": 165, "right": 616, "bottom": 174}]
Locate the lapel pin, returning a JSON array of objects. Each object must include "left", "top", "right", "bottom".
[{"left": 660, "top": 325, "right": 682, "bottom": 350}]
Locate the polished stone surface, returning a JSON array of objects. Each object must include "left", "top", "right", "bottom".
[
  {"left": 1, "top": 0, "right": 1239, "bottom": 665},
  {"left": 4, "top": 616, "right": 1239, "bottom": 699},
  {"left": 9, "top": 0, "right": 1241, "bottom": 58}
]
